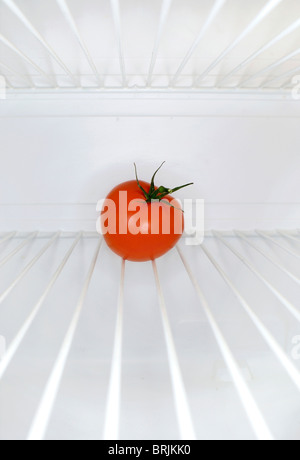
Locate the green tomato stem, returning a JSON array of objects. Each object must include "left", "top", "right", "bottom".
[{"left": 134, "top": 163, "right": 193, "bottom": 208}]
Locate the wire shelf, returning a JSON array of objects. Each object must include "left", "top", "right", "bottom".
[
  {"left": 0, "top": 230, "right": 299, "bottom": 440},
  {"left": 0, "top": 0, "right": 300, "bottom": 92}
]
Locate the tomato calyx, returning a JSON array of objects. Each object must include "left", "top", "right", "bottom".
[{"left": 134, "top": 162, "right": 193, "bottom": 208}]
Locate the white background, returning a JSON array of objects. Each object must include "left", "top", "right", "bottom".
[{"left": 0, "top": 93, "right": 299, "bottom": 230}]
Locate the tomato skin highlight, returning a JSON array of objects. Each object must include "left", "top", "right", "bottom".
[{"left": 101, "top": 180, "right": 184, "bottom": 262}]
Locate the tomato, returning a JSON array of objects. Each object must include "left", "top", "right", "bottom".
[{"left": 100, "top": 164, "right": 193, "bottom": 262}]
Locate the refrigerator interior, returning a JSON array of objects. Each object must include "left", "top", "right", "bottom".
[{"left": 0, "top": 0, "right": 300, "bottom": 441}]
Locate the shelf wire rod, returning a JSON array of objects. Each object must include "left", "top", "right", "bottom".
[
  {"left": 262, "top": 63, "right": 300, "bottom": 88},
  {"left": 234, "top": 231, "right": 300, "bottom": 286},
  {"left": 0, "top": 232, "right": 17, "bottom": 247},
  {"left": 276, "top": 229, "right": 300, "bottom": 245},
  {"left": 199, "top": 243, "right": 300, "bottom": 393},
  {"left": 0, "top": 231, "right": 38, "bottom": 269},
  {"left": 147, "top": 0, "right": 173, "bottom": 87},
  {"left": 2, "top": 0, "right": 77, "bottom": 87},
  {"left": 110, "top": 0, "right": 126, "bottom": 87},
  {"left": 1, "top": 78, "right": 12, "bottom": 89},
  {"left": 194, "top": 0, "right": 283, "bottom": 86},
  {"left": 256, "top": 230, "right": 300, "bottom": 260},
  {"left": 171, "top": 0, "right": 226, "bottom": 87},
  {"left": 56, "top": 0, "right": 101, "bottom": 86},
  {"left": 103, "top": 259, "right": 125, "bottom": 441},
  {"left": 0, "top": 232, "right": 60, "bottom": 306},
  {"left": 240, "top": 46, "right": 300, "bottom": 88},
  {"left": 0, "top": 232, "right": 82, "bottom": 381},
  {"left": 213, "top": 231, "right": 300, "bottom": 324},
  {"left": 0, "top": 34, "right": 54, "bottom": 86},
  {"left": 27, "top": 238, "right": 103, "bottom": 441},
  {"left": 0, "top": 61, "right": 30, "bottom": 87},
  {"left": 176, "top": 245, "right": 275, "bottom": 441},
  {"left": 218, "top": 16, "right": 300, "bottom": 87},
  {"left": 152, "top": 260, "right": 197, "bottom": 441}
]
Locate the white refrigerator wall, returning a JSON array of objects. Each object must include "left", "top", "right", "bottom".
[{"left": 0, "top": 94, "right": 299, "bottom": 230}]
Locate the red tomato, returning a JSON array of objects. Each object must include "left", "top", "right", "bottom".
[{"left": 101, "top": 180, "right": 184, "bottom": 262}]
